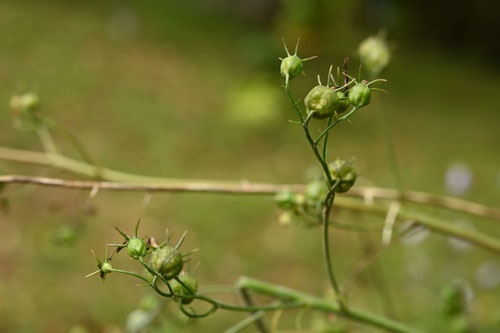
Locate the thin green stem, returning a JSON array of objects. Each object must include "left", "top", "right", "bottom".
[
  {"left": 46, "top": 119, "right": 103, "bottom": 175},
  {"left": 284, "top": 78, "right": 304, "bottom": 123},
  {"left": 239, "top": 287, "right": 269, "bottom": 333},
  {"left": 36, "top": 123, "right": 58, "bottom": 154},
  {"left": 238, "top": 276, "right": 423, "bottom": 333},
  {"left": 322, "top": 114, "right": 334, "bottom": 161},
  {"left": 285, "top": 80, "right": 341, "bottom": 299},
  {"left": 315, "top": 106, "right": 360, "bottom": 144},
  {"left": 224, "top": 311, "right": 267, "bottom": 333},
  {"left": 322, "top": 181, "right": 342, "bottom": 299},
  {"left": 110, "top": 268, "right": 151, "bottom": 284}
]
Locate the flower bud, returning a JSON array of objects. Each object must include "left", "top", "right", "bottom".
[
  {"left": 280, "top": 55, "right": 303, "bottom": 79},
  {"left": 348, "top": 83, "right": 371, "bottom": 108},
  {"left": 335, "top": 91, "right": 350, "bottom": 114},
  {"left": 127, "top": 237, "right": 147, "bottom": 259},
  {"left": 305, "top": 180, "right": 328, "bottom": 206},
  {"left": 358, "top": 35, "right": 390, "bottom": 76},
  {"left": 329, "top": 160, "right": 357, "bottom": 193},
  {"left": 101, "top": 262, "right": 113, "bottom": 274},
  {"left": 440, "top": 283, "right": 467, "bottom": 317},
  {"left": 304, "top": 86, "right": 339, "bottom": 119},
  {"left": 171, "top": 272, "right": 198, "bottom": 304},
  {"left": 275, "top": 190, "right": 298, "bottom": 210},
  {"left": 150, "top": 246, "right": 183, "bottom": 279},
  {"left": 9, "top": 93, "right": 40, "bottom": 114}
]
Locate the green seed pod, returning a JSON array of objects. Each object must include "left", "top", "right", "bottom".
[
  {"left": 171, "top": 272, "right": 199, "bottom": 304},
  {"left": 150, "top": 246, "right": 183, "bottom": 279},
  {"left": 304, "top": 85, "right": 340, "bottom": 119},
  {"left": 335, "top": 91, "right": 350, "bottom": 114},
  {"left": 358, "top": 35, "right": 390, "bottom": 76},
  {"left": 305, "top": 180, "right": 328, "bottom": 206},
  {"left": 127, "top": 237, "right": 147, "bottom": 259},
  {"left": 440, "top": 283, "right": 467, "bottom": 317},
  {"left": 9, "top": 93, "right": 40, "bottom": 114},
  {"left": 348, "top": 83, "right": 371, "bottom": 107},
  {"left": 329, "top": 160, "right": 357, "bottom": 193},
  {"left": 280, "top": 55, "right": 303, "bottom": 79},
  {"left": 275, "top": 190, "right": 298, "bottom": 210},
  {"left": 101, "top": 262, "right": 113, "bottom": 274}
]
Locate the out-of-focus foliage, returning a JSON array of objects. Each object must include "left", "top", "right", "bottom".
[{"left": 0, "top": 0, "right": 500, "bottom": 332}]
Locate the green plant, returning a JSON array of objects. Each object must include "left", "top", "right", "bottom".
[{"left": 2, "top": 36, "right": 500, "bottom": 332}]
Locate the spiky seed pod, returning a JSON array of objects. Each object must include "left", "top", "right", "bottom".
[
  {"left": 101, "top": 262, "right": 113, "bottom": 274},
  {"left": 304, "top": 86, "right": 340, "bottom": 119},
  {"left": 348, "top": 83, "right": 371, "bottom": 107},
  {"left": 329, "top": 160, "right": 358, "bottom": 193},
  {"left": 280, "top": 55, "right": 303, "bottom": 79},
  {"left": 9, "top": 93, "right": 40, "bottom": 114},
  {"left": 127, "top": 237, "right": 147, "bottom": 259},
  {"left": 358, "top": 35, "right": 390, "bottom": 76},
  {"left": 171, "top": 272, "right": 199, "bottom": 304},
  {"left": 150, "top": 246, "right": 183, "bottom": 279},
  {"left": 275, "top": 190, "right": 299, "bottom": 210}
]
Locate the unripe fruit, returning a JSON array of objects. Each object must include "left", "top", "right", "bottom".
[
  {"left": 304, "top": 86, "right": 340, "bottom": 119},
  {"left": 275, "top": 190, "right": 298, "bottom": 210},
  {"left": 9, "top": 93, "right": 40, "bottom": 114},
  {"left": 127, "top": 237, "right": 147, "bottom": 259},
  {"left": 150, "top": 246, "right": 183, "bottom": 279},
  {"left": 348, "top": 83, "right": 371, "bottom": 107},
  {"left": 440, "top": 283, "right": 466, "bottom": 317},
  {"left": 329, "top": 160, "right": 357, "bottom": 193},
  {"left": 305, "top": 180, "right": 328, "bottom": 206},
  {"left": 335, "top": 91, "right": 350, "bottom": 114},
  {"left": 358, "top": 35, "right": 390, "bottom": 75},
  {"left": 171, "top": 272, "right": 198, "bottom": 304},
  {"left": 280, "top": 55, "right": 303, "bottom": 79},
  {"left": 101, "top": 262, "right": 113, "bottom": 274}
]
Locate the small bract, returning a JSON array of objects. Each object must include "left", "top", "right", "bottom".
[{"left": 305, "top": 86, "right": 339, "bottom": 119}]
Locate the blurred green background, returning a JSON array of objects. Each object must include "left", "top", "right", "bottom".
[{"left": 1, "top": 0, "right": 499, "bottom": 332}]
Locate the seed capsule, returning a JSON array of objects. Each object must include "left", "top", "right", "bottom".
[
  {"left": 171, "top": 272, "right": 199, "bottom": 304},
  {"left": 150, "top": 246, "right": 183, "bottom": 279},
  {"left": 304, "top": 86, "right": 340, "bottom": 119},
  {"left": 127, "top": 237, "right": 147, "bottom": 259},
  {"left": 275, "top": 190, "right": 299, "bottom": 210},
  {"left": 280, "top": 55, "right": 303, "bottom": 79},
  {"left": 329, "top": 160, "right": 357, "bottom": 193},
  {"left": 101, "top": 262, "right": 113, "bottom": 274},
  {"left": 9, "top": 93, "right": 40, "bottom": 114},
  {"left": 358, "top": 35, "right": 390, "bottom": 76},
  {"left": 348, "top": 83, "right": 371, "bottom": 108}
]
